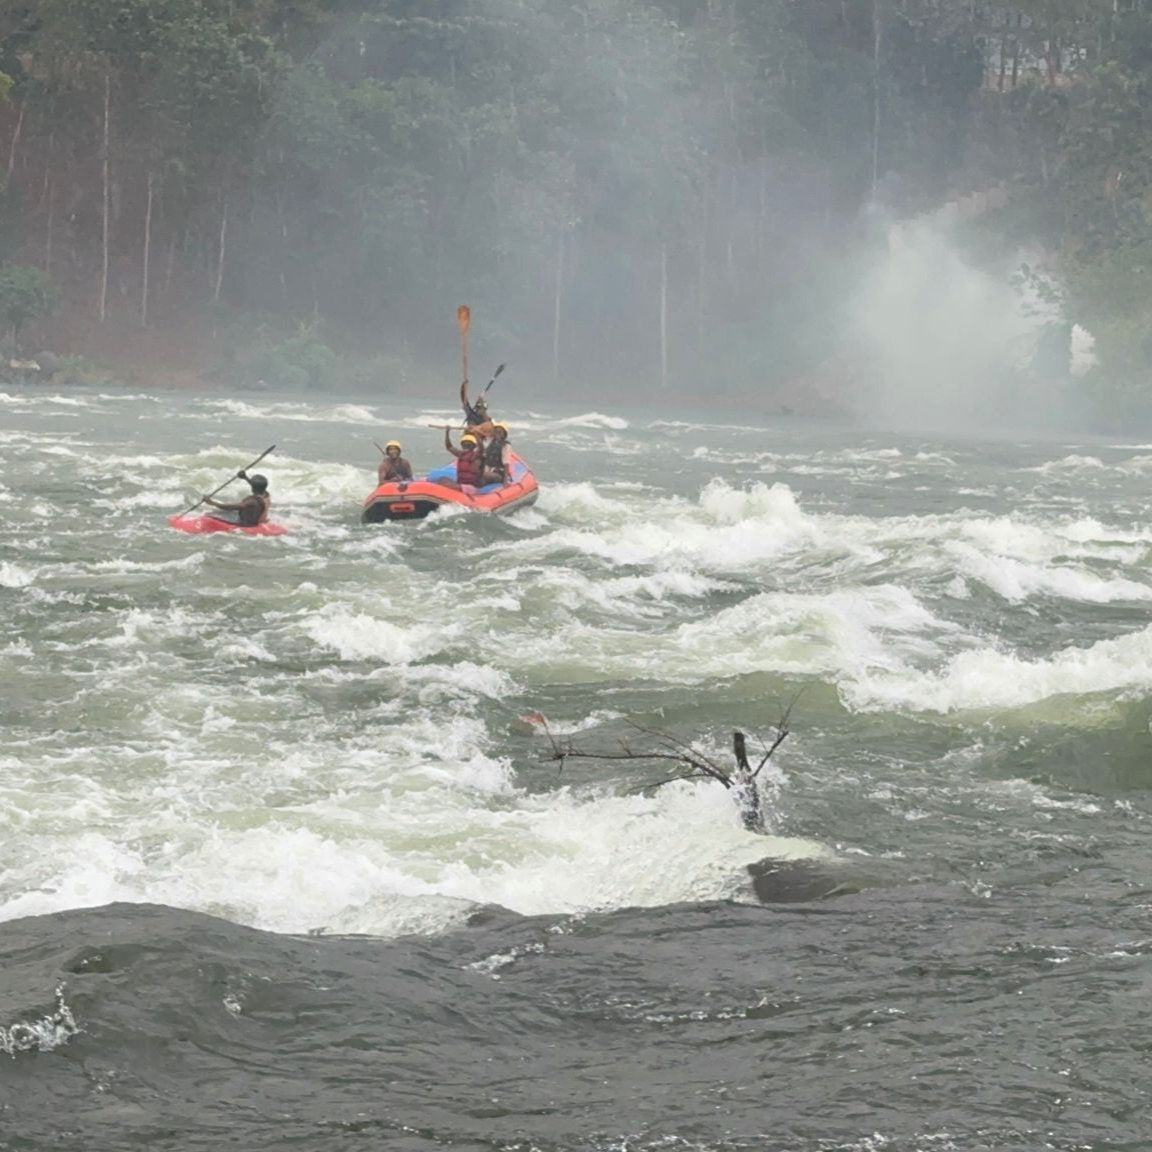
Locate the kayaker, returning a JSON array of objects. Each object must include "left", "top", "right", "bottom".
[
  {"left": 480, "top": 423, "right": 511, "bottom": 485},
  {"left": 442, "top": 427, "right": 484, "bottom": 490},
  {"left": 378, "top": 440, "right": 413, "bottom": 484},
  {"left": 203, "top": 471, "right": 270, "bottom": 526}
]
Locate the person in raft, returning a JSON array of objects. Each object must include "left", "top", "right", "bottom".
[
  {"left": 202, "top": 471, "right": 270, "bottom": 526},
  {"left": 460, "top": 379, "right": 497, "bottom": 439},
  {"left": 480, "top": 422, "right": 511, "bottom": 485},
  {"left": 442, "top": 427, "right": 485, "bottom": 491},
  {"left": 378, "top": 440, "right": 413, "bottom": 484}
]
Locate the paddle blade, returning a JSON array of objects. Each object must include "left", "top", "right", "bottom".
[
  {"left": 483, "top": 363, "right": 506, "bottom": 393},
  {"left": 457, "top": 305, "right": 471, "bottom": 333}
]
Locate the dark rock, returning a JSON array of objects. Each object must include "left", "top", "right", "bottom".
[
  {"left": 34, "top": 351, "right": 61, "bottom": 377},
  {"left": 746, "top": 858, "right": 863, "bottom": 903}
]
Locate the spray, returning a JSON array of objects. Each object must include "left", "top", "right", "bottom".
[{"left": 851, "top": 196, "right": 1083, "bottom": 434}]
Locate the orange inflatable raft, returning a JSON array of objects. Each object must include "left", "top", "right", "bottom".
[{"left": 362, "top": 453, "right": 539, "bottom": 522}]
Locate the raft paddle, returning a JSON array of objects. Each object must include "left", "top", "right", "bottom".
[
  {"left": 457, "top": 304, "right": 471, "bottom": 389},
  {"left": 177, "top": 443, "right": 276, "bottom": 517}
]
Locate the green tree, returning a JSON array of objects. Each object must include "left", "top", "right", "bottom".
[{"left": 0, "top": 261, "right": 53, "bottom": 347}]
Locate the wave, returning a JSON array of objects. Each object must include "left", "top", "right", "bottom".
[
  {"left": 0, "top": 772, "right": 823, "bottom": 935},
  {"left": 523, "top": 410, "right": 630, "bottom": 430},
  {"left": 199, "top": 399, "right": 379, "bottom": 424},
  {"left": 845, "top": 622, "right": 1152, "bottom": 714}
]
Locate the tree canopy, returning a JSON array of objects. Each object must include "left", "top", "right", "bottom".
[{"left": 1, "top": 1, "right": 1150, "bottom": 416}]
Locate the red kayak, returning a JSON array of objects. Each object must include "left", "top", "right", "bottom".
[
  {"left": 168, "top": 515, "right": 288, "bottom": 537},
  {"left": 362, "top": 452, "right": 539, "bottom": 522}
]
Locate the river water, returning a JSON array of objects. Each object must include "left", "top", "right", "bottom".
[{"left": 2, "top": 386, "right": 1152, "bottom": 1150}]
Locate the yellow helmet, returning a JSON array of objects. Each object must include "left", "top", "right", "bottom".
[
  {"left": 492, "top": 422, "right": 508, "bottom": 434},
  {"left": 460, "top": 434, "right": 478, "bottom": 447},
  {"left": 385, "top": 440, "right": 402, "bottom": 451}
]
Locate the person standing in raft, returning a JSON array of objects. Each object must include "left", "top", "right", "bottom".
[
  {"left": 441, "top": 427, "right": 485, "bottom": 491},
  {"left": 378, "top": 440, "right": 412, "bottom": 484},
  {"left": 460, "top": 379, "right": 498, "bottom": 440},
  {"left": 202, "top": 471, "right": 270, "bottom": 526},
  {"left": 481, "top": 422, "right": 511, "bottom": 485},
  {"left": 460, "top": 378, "right": 490, "bottom": 427}
]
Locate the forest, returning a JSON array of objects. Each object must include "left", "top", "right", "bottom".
[{"left": 0, "top": 0, "right": 1150, "bottom": 422}]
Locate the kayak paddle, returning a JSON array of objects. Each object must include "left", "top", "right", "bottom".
[
  {"left": 482, "top": 362, "right": 506, "bottom": 394},
  {"left": 177, "top": 443, "right": 276, "bottom": 517}
]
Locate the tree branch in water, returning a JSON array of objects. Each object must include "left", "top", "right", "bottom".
[{"left": 527, "top": 704, "right": 799, "bottom": 835}]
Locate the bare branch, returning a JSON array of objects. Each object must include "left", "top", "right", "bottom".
[
  {"left": 525, "top": 710, "right": 801, "bottom": 834},
  {"left": 751, "top": 688, "right": 805, "bottom": 778},
  {"left": 625, "top": 720, "right": 731, "bottom": 780},
  {"left": 544, "top": 746, "right": 705, "bottom": 768},
  {"left": 752, "top": 728, "right": 789, "bottom": 778},
  {"left": 778, "top": 686, "right": 805, "bottom": 732},
  {"left": 537, "top": 721, "right": 733, "bottom": 786}
]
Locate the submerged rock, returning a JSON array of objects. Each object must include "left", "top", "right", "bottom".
[{"left": 746, "top": 858, "right": 863, "bottom": 904}]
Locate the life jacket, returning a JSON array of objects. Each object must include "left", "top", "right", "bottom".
[
  {"left": 456, "top": 448, "right": 484, "bottom": 487},
  {"left": 237, "top": 493, "right": 269, "bottom": 526}
]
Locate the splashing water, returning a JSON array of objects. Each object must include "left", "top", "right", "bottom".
[
  {"left": 0, "top": 983, "right": 79, "bottom": 1057},
  {"left": 853, "top": 213, "right": 1070, "bottom": 433}
]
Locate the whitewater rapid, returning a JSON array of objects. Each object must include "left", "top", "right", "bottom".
[{"left": 3, "top": 387, "right": 1152, "bottom": 937}]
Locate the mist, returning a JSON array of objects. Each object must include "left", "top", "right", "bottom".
[
  {"left": 0, "top": 1, "right": 1145, "bottom": 429},
  {"left": 851, "top": 198, "right": 1085, "bottom": 436}
]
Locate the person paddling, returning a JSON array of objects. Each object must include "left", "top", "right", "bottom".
[
  {"left": 203, "top": 471, "right": 270, "bottom": 526},
  {"left": 442, "top": 427, "right": 484, "bottom": 491},
  {"left": 378, "top": 440, "right": 413, "bottom": 484}
]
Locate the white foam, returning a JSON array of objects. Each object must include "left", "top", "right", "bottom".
[
  {"left": 945, "top": 540, "right": 1152, "bottom": 604},
  {"left": 0, "top": 772, "right": 822, "bottom": 936},
  {"left": 846, "top": 623, "right": 1152, "bottom": 713},
  {"left": 0, "top": 984, "right": 79, "bottom": 1056},
  {"left": 304, "top": 607, "right": 460, "bottom": 663},
  {"left": 0, "top": 562, "right": 34, "bottom": 588},
  {"left": 525, "top": 410, "right": 629, "bottom": 430},
  {"left": 10, "top": 386, "right": 1152, "bottom": 946},
  {"left": 201, "top": 399, "right": 379, "bottom": 424},
  {"left": 521, "top": 480, "right": 834, "bottom": 575}
]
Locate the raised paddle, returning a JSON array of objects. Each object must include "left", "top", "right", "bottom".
[
  {"left": 177, "top": 443, "right": 276, "bottom": 517},
  {"left": 482, "top": 362, "right": 506, "bottom": 394},
  {"left": 457, "top": 304, "right": 471, "bottom": 388}
]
